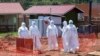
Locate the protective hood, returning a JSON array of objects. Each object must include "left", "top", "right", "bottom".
[
  {"left": 63, "top": 21, "right": 67, "bottom": 27},
  {"left": 69, "top": 20, "right": 73, "bottom": 24},
  {"left": 31, "top": 21, "right": 35, "bottom": 26},
  {"left": 21, "top": 22, "right": 26, "bottom": 27},
  {"left": 50, "top": 20, "right": 54, "bottom": 26}
]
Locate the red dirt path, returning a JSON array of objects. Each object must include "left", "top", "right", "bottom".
[{"left": 0, "top": 33, "right": 98, "bottom": 56}]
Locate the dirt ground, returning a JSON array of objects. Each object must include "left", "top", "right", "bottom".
[{"left": 0, "top": 33, "right": 99, "bottom": 56}]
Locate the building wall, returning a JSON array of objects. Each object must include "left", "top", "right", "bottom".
[
  {"left": 78, "top": 16, "right": 100, "bottom": 33},
  {"left": 64, "top": 12, "right": 78, "bottom": 26},
  {"left": 0, "top": 15, "right": 17, "bottom": 32},
  {"left": 28, "top": 15, "right": 62, "bottom": 36}
]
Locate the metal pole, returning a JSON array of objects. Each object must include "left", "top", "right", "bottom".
[
  {"left": 88, "top": 0, "right": 92, "bottom": 33},
  {"left": 50, "top": 7, "right": 51, "bottom": 20},
  {"left": 89, "top": 0, "right": 92, "bottom": 25}
]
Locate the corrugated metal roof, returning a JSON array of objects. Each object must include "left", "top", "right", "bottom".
[
  {"left": 24, "top": 5, "right": 83, "bottom": 15},
  {"left": 0, "top": 3, "right": 24, "bottom": 14}
]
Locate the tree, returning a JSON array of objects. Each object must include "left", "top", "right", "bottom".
[{"left": 0, "top": 0, "right": 99, "bottom": 9}]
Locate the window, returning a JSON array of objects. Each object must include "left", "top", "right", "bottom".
[
  {"left": 30, "top": 15, "right": 38, "bottom": 19},
  {"left": 78, "top": 13, "right": 84, "bottom": 21},
  {"left": 0, "top": 15, "right": 6, "bottom": 25}
]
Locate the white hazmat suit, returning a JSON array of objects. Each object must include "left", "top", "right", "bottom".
[
  {"left": 67, "top": 20, "right": 79, "bottom": 53},
  {"left": 29, "top": 21, "right": 41, "bottom": 50},
  {"left": 46, "top": 20, "right": 58, "bottom": 50},
  {"left": 18, "top": 22, "right": 29, "bottom": 38},
  {"left": 59, "top": 21, "right": 69, "bottom": 52}
]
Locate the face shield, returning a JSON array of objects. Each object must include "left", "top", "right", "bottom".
[{"left": 63, "top": 21, "right": 67, "bottom": 26}]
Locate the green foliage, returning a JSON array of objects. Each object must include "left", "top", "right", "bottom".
[
  {"left": 0, "top": 32, "right": 18, "bottom": 37},
  {"left": 0, "top": 0, "right": 99, "bottom": 9}
]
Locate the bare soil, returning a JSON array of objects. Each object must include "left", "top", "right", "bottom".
[{"left": 0, "top": 33, "right": 99, "bottom": 56}]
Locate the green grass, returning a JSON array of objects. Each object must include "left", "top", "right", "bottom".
[{"left": 0, "top": 32, "right": 18, "bottom": 37}]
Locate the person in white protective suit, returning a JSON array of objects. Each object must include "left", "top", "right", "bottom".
[
  {"left": 29, "top": 21, "right": 41, "bottom": 50},
  {"left": 59, "top": 21, "right": 69, "bottom": 52},
  {"left": 67, "top": 20, "right": 79, "bottom": 53},
  {"left": 46, "top": 20, "right": 58, "bottom": 50},
  {"left": 18, "top": 22, "right": 29, "bottom": 38}
]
